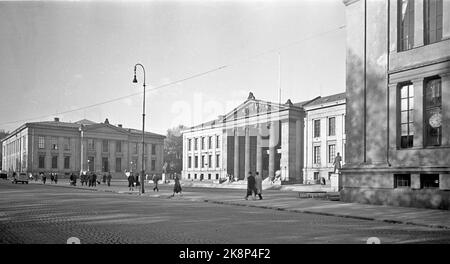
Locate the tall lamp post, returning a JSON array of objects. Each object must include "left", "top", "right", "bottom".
[{"left": 133, "top": 63, "right": 146, "bottom": 194}]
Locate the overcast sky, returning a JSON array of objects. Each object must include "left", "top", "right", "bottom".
[{"left": 0, "top": 0, "right": 346, "bottom": 135}]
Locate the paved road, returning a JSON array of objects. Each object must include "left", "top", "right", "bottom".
[{"left": 1, "top": 180, "right": 449, "bottom": 244}]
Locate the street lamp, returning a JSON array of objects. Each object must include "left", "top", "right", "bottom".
[{"left": 133, "top": 63, "right": 146, "bottom": 194}]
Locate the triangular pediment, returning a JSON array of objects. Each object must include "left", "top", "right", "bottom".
[
  {"left": 83, "top": 123, "right": 129, "bottom": 135},
  {"left": 222, "top": 99, "right": 292, "bottom": 122}
]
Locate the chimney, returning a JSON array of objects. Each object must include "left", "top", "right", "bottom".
[
  {"left": 54, "top": 117, "right": 60, "bottom": 122},
  {"left": 118, "top": 124, "right": 123, "bottom": 128}
]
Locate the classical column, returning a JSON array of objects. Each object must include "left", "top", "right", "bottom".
[
  {"left": 412, "top": 78, "right": 424, "bottom": 148},
  {"left": 233, "top": 128, "right": 239, "bottom": 180},
  {"left": 256, "top": 125, "right": 263, "bottom": 177},
  {"left": 268, "top": 121, "right": 276, "bottom": 179},
  {"left": 244, "top": 127, "right": 250, "bottom": 180}
]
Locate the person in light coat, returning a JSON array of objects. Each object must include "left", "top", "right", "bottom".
[{"left": 254, "top": 172, "right": 263, "bottom": 200}]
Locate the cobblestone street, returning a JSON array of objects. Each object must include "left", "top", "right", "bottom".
[{"left": 1, "top": 181, "right": 450, "bottom": 244}]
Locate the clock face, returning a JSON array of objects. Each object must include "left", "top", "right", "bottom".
[{"left": 429, "top": 112, "right": 442, "bottom": 128}]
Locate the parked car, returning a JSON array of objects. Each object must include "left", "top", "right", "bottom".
[
  {"left": 0, "top": 171, "right": 7, "bottom": 180},
  {"left": 12, "top": 172, "right": 28, "bottom": 184}
]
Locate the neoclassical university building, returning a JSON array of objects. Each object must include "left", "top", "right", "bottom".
[
  {"left": 1, "top": 118, "right": 165, "bottom": 178},
  {"left": 182, "top": 92, "right": 346, "bottom": 184}
]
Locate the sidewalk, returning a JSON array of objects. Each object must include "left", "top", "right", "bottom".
[{"left": 29, "top": 179, "right": 450, "bottom": 230}]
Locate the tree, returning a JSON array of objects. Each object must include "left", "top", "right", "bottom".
[{"left": 163, "top": 125, "right": 187, "bottom": 174}]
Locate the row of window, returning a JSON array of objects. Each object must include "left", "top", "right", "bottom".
[
  {"left": 313, "top": 117, "right": 337, "bottom": 138},
  {"left": 394, "top": 173, "right": 440, "bottom": 188},
  {"left": 399, "top": 76, "right": 442, "bottom": 148},
  {"left": 187, "top": 135, "right": 220, "bottom": 151},
  {"left": 37, "top": 155, "right": 157, "bottom": 172},
  {"left": 313, "top": 144, "right": 341, "bottom": 164},
  {"left": 3, "top": 136, "right": 27, "bottom": 156},
  {"left": 398, "top": 0, "right": 444, "bottom": 51},
  {"left": 187, "top": 154, "right": 221, "bottom": 169},
  {"left": 187, "top": 173, "right": 220, "bottom": 180},
  {"left": 37, "top": 136, "right": 157, "bottom": 155}
]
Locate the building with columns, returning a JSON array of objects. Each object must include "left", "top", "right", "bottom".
[
  {"left": 1, "top": 118, "right": 165, "bottom": 178},
  {"left": 303, "top": 92, "right": 346, "bottom": 184},
  {"left": 182, "top": 92, "right": 345, "bottom": 184},
  {"left": 341, "top": 0, "right": 450, "bottom": 209}
]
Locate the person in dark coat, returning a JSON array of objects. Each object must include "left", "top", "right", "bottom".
[
  {"left": 41, "top": 172, "right": 46, "bottom": 184},
  {"left": 54, "top": 173, "right": 58, "bottom": 184},
  {"left": 245, "top": 172, "right": 257, "bottom": 200},
  {"left": 102, "top": 174, "right": 107, "bottom": 184},
  {"left": 88, "top": 172, "right": 93, "bottom": 187},
  {"left": 92, "top": 173, "right": 97, "bottom": 187},
  {"left": 106, "top": 172, "right": 112, "bottom": 187},
  {"left": 127, "top": 171, "right": 135, "bottom": 191},
  {"left": 69, "top": 173, "right": 76, "bottom": 186},
  {"left": 152, "top": 174, "right": 159, "bottom": 192},
  {"left": 255, "top": 172, "right": 263, "bottom": 200},
  {"left": 172, "top": 176, "right": 182, "bottom": 196}
]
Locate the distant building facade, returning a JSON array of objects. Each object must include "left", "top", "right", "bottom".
[
  {"left": 182, "top": 92, "right": 346, "bottom": 185},
  {"left": 1, "top": 118, "right": 165, "bottom": 178},
  {"left": 303, "top": 93, "right": 346, "bottom": 184},
  {"left": 342, "top": 0, "right": 450, "bottom": 209}
]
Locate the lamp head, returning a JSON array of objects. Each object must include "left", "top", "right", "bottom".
[{"left": 132, "top": 66, "right": 138, "bottom": 83}]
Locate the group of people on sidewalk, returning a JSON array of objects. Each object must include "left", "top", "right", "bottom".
[
  {"left": 77, "top": 171, "right": 112, "bottom": 187},
  {"left": 245, "top": 171, "right": 263, "bottom": 200}
]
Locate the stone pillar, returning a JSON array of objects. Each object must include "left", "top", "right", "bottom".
[
  {"left": 233, "top": 128, "right": 239, "bottom": 180},
  {"left": 244, "top": 127, "right": 250, "bottom": 180},
  {"left": 256, "top": 126, "right": 263, "bottom": 176},
  {"left": 412, "top": 78, "right": 424, "bottom": 148},
  {"left": 268, "top": 122, "right": 276, "bottom": 179},
  {"left": 414, "top": 0, "right": 424, "bottom": 48},
  {"left": 441, "top": 73, "right": 450, "bottom": 146}
]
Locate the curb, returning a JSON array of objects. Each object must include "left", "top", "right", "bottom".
[{"left": 27, "top": 181, "right": 450, "bottom": 230}]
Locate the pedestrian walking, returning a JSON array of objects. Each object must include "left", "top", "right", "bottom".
[
  {"left": 134, "top": 172, "right": 140, "bottom": 187},
  {"left": 92, "top": 172, "right": 97, "bottom": 187},
  {"left": 333, "top": 152, "right": 342, "bottom": 173},
  {"left": 245, "top": 172, "right": 257, "bottom": 200},
  {"left": 172, "top": 176, "right": 182, "bottom": 196},
  {"left": 69, "top": 173, "right": 77, "bottom": 186},
  {"left": 50, "top": 173, "right": 55, "bottom": 184},
  {"left": 106, "top": 172, "right": 112, "bottom": 187},
  {"left": 54, "top": 173, "right": 58, "bottom": 184},
  {"left": 127, "top": 170, "right": 134, "bottom": 191},
  {"left": 102, "top": 174, "right": 107, "bottom": 184},
  {"left": 255, "top": 172, "right": 263, "bottom": 200},
  {"left": 88, "top": 172, "right": 93, "bottom": 187},
  {"left": 152, "top": 174, "right": 159, "bottom": 192},
  {"left": 41, "top": 172, "right": 46, "bottom": 184}
]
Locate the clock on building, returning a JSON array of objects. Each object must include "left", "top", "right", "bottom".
[{"left": 429, "top": 112, "right": 442, "bottom": 128}]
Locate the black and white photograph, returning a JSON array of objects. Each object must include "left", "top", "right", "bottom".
[{"left": 1, "top": 0, "right": 450, "bottom": 250}]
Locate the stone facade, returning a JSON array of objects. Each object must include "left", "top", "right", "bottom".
[
  {"left": 303, "top": 93, "right": 346, "bottom": 185},
  {"left": 1, "top": 118, "right": 165, "bottom": 179},
  {"left": 341, "top": 0, "right": 450, "bottom": 209}
]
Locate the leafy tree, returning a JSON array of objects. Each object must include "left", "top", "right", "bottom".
[{"left": 163, "top": 125, "right": 187, "bottom": 174}]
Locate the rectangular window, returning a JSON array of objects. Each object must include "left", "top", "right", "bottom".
[
  {"left": 201, "top": 155, "right": 205, "bottom": 168},
  {"left": 201, "top": 137, "right": 205, "bottom": 150},
  {"left": 398, "top": 0, "right": 415, "bottom": 51},
  {"left": 38, "top": 136, "right": 45, "bottom": 149},
  {"left": 116, "top": 141, "right": 122, "bottom": 153},
  {"left": 313, "top": 172, "right": 319, "bottom": 181},
  {"left": 195, "top": 156, "right": 198, "bottom": 168},
  {"left": 116, "top": 157, "right": 122, "bottom": 172},
  {"left": 38, "top": 155, "right": 45, "bottom": 169},
  {"left": 394, "top": 174, "right": 411, "bottom": 188},
  {"left": 424, "top": 0, "right": 443, "bottom": 45},
  {"left": 152, "top": 145, "right": 156, "bottom": 155},
  {"left": 216, "top": 135, "right": 220, "bottom": 148},
  {"left": 399, "top": 83, "right": 414, "bottom": 148},
  {"left": 88, "top": 139, "right": 95, "bottom": 151},
  {"left": 424, "top": 77, "right": 442, "bottom": 146},
  {"left": 194, "top": 138, "right": 198, "bottom": 150},
  {"left": 52, "top": 156, "right": 58, "bottom": 169},
  {"left": 188, "top": 139, "right": 192, "bottom": 151},
  {"left": 208, "top": 154, "right": 212, "bottom": 168},
  {"left": 88, "top": 156, "right": 95, "bottom": 172},
  {"left": 313, "top": 146, "right": 321, "bottom": 164},
  {"left": 420, "top": 174, "right": 439, "bottom": 188},
  {"left": 188, "top": 156, "right": 192, "bottom": 169},
  {"left": 102, "top": 140, "right": 109, "bottom": 153},
  {"left": 102, "top": 157, "right": 109, "bottom": 172},
  {"left": 64, "top": 156, "right": 70, "bottom": 169},
  {"left": 151, "top": 159, "right": 156, "bottom": 171},
  {"left": 216, "top": 173, "right": 219, "bottom": 180},
  {"left": 64, "top": 137, "right": 70, "bottom": 151},
  {"left": 314, "top": 120, "right": 320, "bottom": 138},
  {"left": 216, "top": 154, "right": 220, "bottom": 168},
  {"left": 328, "top": 144, "right": 336, "bottom": 163},
  {"left": 133, "top": 143, "right": 138, "bottom": 154},
  {"left": 328, "top": 117, "right": 336, "bottom": 136},
  {"left": 51, "top": 137, "right": 58, "bottom": 150},
  {"left": 208, "top": 136, "right": 212, "bottom": 149}
]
